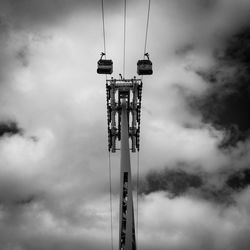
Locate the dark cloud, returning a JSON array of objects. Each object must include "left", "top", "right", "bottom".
[
  {"left": 140, "top": 166, "right": 203, "bottom": 197},
  {"left": 0, "top": 121, "right": 41, "bottom": 208},
  {"left": 140, "top": 164, "right": 250, "bottom": 205},
  {"left": 0, "top": 121, "right": 23, "bottom": 137},
  {"left": 0, "top": 176, "right": 39, "bottom": 207},
  {"left": 226, "top": 168, "right": 250, "bottom": 191},
  {"left": 0, "top": 0, "right": 84, "bottom": 29},
  {"left": 188, "top": 26, "right": 250, "bottom": 147},
  {"left": 0, "top": 0, "right": 121, "bottom": 30},
  {"left": 224, "top": 27, "right": 250, "bottom": 64},
  {"left": 13, "top": 195, "right": 36, "bottom": 206}
]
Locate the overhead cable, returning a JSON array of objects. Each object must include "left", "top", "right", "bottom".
[
  {"left": 102, "top": 2, "right": 113, "bottom": 248},
  {"left": 101, "top": 0, "right": 106, "bottom": 58},
  {"left": 123, "top": 0, "right": 127, "bottom": 77},
  {"left": 136, "top": 151, "right": 140, "bottom": 247},
  {"left": 143, "top": 0, "right": 151, "bottom": 57},
  {"left": 108, "top": 152, "right": 114, "bottom": 250}
]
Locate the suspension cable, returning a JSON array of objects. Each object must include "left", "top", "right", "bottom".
[
  {"left": 108, "top": 151, "right": 114, "bottom": 250},
  {"left": 101, "top": 0, "right": 108, "bottom": 81},
  {"left": 123, "top": 0, "right": 127, "bottom": 77},
  {"left": 101, "top": 2, "right": 112, "bottom": 248},
  {"left": 143, "top": 0, "right": 151, "bottom": 57},
  {"left": 101, "top": 0, "right": 107, "bottom": 58},
  {"left": 136, "top": 150, "right": 140, "bottom": 245}
]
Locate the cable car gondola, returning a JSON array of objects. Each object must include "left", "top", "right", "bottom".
[
  {"left": 137, "top": 53, "right": 153, "bottom": 75},
  {"left": 97, "top": 52, "right": 113, "bottom": 74}
]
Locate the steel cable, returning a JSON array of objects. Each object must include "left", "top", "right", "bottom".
[
  {"left": 143, "top": 0, "right": 151, "bottom": 57},
  {"left": 102, "top": 2, "right": 113, "bottom": 248},
  {"left": 101, "top": 0, "right": 106, "bottom": 58},
  {"left": 123, "top": 0, "right": 127, "bottom": 78},
  {"left": 137, "top": 1, "right": 151, "bottom": 238},
  {"left": 136, "top": 151, "right": 140, "bottom": 247},
  {"left": 108, "top": 151, "right": 114, "bottom": 250}
]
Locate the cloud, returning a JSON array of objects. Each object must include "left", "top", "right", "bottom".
[
  {"left": 140, "top": 165, "right": 203, "bottom": 197},
  {"left": 0, "top": 120, "right": 23, "bottom": 137},
  {"left": 188, "top": 26, "right": 250, "bottom": 148},
  {"left": 227, "top": 169, "right": 250, "bottom": 191},
  {"left": 0, "top": 0, "right": 121, "bottom": 30},
  {"left": 0, "top": 193, "right": 116, "bottom": 250},
  {"left": 0, "top": 0, "right": 250, "bottom": 249},
  {"left": 138, "top": 190, "right": 250, "bottom": 250},
  {"left": 139, "top": 163, "right": 250, "bottom": 205}
]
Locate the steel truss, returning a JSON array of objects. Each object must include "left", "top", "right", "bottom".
[
  {"left": 106, "top": 77, "right": 142, "bottom": 153},
  {"left": 106, "top": 77, "right": 142, "bottom": 250}
]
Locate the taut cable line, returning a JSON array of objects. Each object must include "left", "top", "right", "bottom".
[
  {"left": 101, "top": 1, "right": 114, "bottom": 249},
  {"left": 136, "top": 150, "right": 140, "bottom": 247},
  {"left": 123, "top": 0, "right": 127, "bottom": 78},
  {"left": 97, "top": 1, "right": 153, "bottom": 249},
  {"left": 143, "top": 0, "right": 151, "bottom": 57},
  {"left": 101, "top": 0, "right": 106, "bottom": 58},
  {"left": 108, "top": 151, "right": 114, "bottom": 250}
]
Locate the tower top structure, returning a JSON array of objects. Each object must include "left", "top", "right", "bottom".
[{"left": 106, "top": 77, "right": 142, "bottom": 153}]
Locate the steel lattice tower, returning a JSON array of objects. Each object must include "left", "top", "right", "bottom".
[{"left": 106, "top": 77, "right": 142, "bottom": 250}]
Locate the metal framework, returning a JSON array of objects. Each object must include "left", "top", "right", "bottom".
[
  {"left": 106, "top": 77, "right": 142, "bottom": 250},
  {"left": 106, "top": 77, "right": 142, "bottom": 153}
]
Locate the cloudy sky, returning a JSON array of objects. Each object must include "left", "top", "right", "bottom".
[{"left": 0, "top": 0, "right": 250, "bottom": 249}]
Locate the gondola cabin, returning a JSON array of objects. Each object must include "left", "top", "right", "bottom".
[
  {"left": 137, "top": 59, "right": 153, "bottom": 75},
  {"left": 97, "top": 59, "right": 113, "bottom": 74}
]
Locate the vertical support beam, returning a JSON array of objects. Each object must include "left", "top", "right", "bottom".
[
  {"left": 110, "top": 82, "right": 116, "bottom": 152},
  {"left": 119, "top": 98, "right": 136, "bottom": 250},
  {"left": 131, "top": 82, "right": 138, "bottom": 152}
]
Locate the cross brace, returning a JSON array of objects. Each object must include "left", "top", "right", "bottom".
[{"left": 106, "top": 78, "right": 142, "bottom": 153}]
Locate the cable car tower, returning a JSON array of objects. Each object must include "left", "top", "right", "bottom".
[
  {"left": 97, "top": 52, "right": 152, "bottom": 250},
  {"left": 98, "top": 0, "right": 152, "bottom": 249},
  {"left": 107, "top": 77, "right": 141, "bottom": 250}
]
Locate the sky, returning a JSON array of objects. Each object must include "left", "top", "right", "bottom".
[{"left": 0, "top": 0, "right": 250, "bottom": 249}]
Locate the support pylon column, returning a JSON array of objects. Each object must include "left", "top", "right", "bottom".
[
  {"left": 119, "top": 98, "right": 136, "bottom": 250},
  {"left": 105, "top": 78, "right": 142, "bottom": 250}
]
